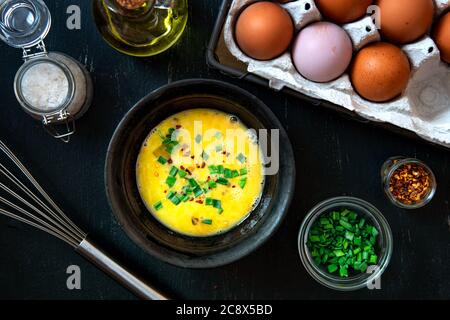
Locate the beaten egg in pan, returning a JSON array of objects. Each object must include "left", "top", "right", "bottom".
[{"left": 136, "top": 109, "right": 265, "bottom": 237}]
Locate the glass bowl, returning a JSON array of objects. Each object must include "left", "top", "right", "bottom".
[
  {"left": 298, "top": 196, "right": 393, "bottom": 291},
  {"left": 381, "top": 157, "right": 437, "bottom": 209}
]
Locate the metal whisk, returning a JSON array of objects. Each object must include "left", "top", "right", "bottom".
[{"left": 0, "top": 139, "right": 168, "bottom": 300}]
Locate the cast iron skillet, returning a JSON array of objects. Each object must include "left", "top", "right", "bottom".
[{"left": 105, "top": 79, "right": 295, "bottom": 268}]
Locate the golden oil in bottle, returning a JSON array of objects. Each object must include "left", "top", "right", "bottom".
[{"left": 93, "top": 0, "right": 188, "bottom": 57}]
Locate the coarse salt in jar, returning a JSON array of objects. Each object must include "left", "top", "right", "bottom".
[{"left": 0, "top": 0, "right": 93, "bottom": 142}]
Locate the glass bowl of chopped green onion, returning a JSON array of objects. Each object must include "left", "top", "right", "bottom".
[{"left": 298, "top": 196, "right": 393, "bottom": 291}]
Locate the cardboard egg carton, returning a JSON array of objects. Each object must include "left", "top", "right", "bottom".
[{"left": 224, "top": 0, "right": 450, "bottom": 148}]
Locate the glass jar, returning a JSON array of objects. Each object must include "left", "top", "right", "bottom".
[
  {"left": 0, "top": 0, "right": 93, "bottom": 142},
  {"left": 298, "top": 197, "right": 393, "bottom": 291},
  {"left": 381, "top": 157, "right": 437, "bottom": 209}
]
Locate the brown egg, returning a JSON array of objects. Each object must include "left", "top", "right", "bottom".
[
  {"left": 235, "top": 1, "right": 294, "bottom": 60},
  {"left": 377, "top": 0, "right": 434, "bottom": 44},
  {"left": 433, "top": 12, "right": 450, "bottom": 63},
  {"left": 351, "top": 42, "right": 411, "bottom": 102},
  {"left": 315, "top": 0, "right": 373, "bottom": 24}
]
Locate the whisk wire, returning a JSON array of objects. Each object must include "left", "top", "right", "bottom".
[
  {"left": 0, "top": 140, "right": 86, "bottom": 247},
  {"left": 0, "top": 208, "right": 76, "bottom": 247},
  {"left": 0, "top": 183, "right": 81, "bottom": 246},
  {"left": 0, "top": 162, "right": 85, "bottom": 241}
]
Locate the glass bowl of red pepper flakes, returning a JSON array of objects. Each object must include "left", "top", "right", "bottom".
[
  {"left": 381, "top": 157, "right": 437, "bottom": 209},
  {"left": 298, "top": 197, "right": 393, "bottom": 291}
]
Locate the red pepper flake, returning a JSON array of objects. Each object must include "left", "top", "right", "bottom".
[
  {"left": 189, "top": 198, "right": 194, "bottom": 202},
  {"left": 191, "top": 155, "right": 195, "bottom": 160},
  {"left": 201, "top": 162, "right": 206, "bottom": 169},
  {"left": 389, "top": 162, "right": 432, "bottom": 205},
  {"left": 186, "top": 168, "right": 192, "bottom": 175},
  {"left": 176, "top": 125, "right": 182, "bottom": 129},
  {"left": 180, "top": 165, "right": 185, "bottom": 170},
  {"left": 196, "top": 200, "right": 204, "bottom": 204},
  {"left": 116, "top": 0, "right": 146, "bottom": 9},
  {"left": 168, "top": 158, "right": 173, "bottom": 164},
  {"left": 191, "top": 217, "right": 199, "bottom": 225},
  {"left": 232, "top": 185, "right": 236, "bottom": 188}
]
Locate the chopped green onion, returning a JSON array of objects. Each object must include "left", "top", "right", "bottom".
[
  {"left": 213, "top": 199, "right": 222, "bottom": 210},
  {"left": 208, "top": 180, "right": 217, "bottom": 189},
  {"left": 216, "top": 177, "right": 229, "bottom": 186},
  {"left": 360, "top": 262, "right": 368, "bottom": 272},
  {"left": 193, "top": 186, "right": 203, "bottom": 198},
  {"left": 164, "top": 140, "right": 179, "bottom": 154},
  {"left": 182, "top": 186, "right": 192, "bottom": 194},
  {"left": 334, "top": 250, "right": 345, "bottom": 257},
  {"left": 358, "top": 218, "right": 366, "bottom": 228},
  {"left": 208, "top": 165, "right": 219, "bottom": 174},
  {"left": 166, "top": 176, "right": 176, "bottom": 188},
  {"left": 328, "top": 264, "right": 338, "bottom": 273},
  {"left": 215, "top": 145, "right": 223, "bottom": 152},
  {"left": 307, "top": 208, "right": 380, "bottom": 279},
  {"left": 157, "top": 156, "right": 167, "bottom": 165},
  {"left": 201, "top": 219, "right": 213, "bottom": 225},
  {"left": 205, "top": 198, "right": 214, "bottom": 206},
  {"left": 195, "top": 134, "right": 202, "bottom": 144},
  {"left": 339, "top": 219, "right": 353, "bottom": 231},
  {"left": 218, "top": 165, "right": 224, "bottom": 174},
  {"left": 238, "top": 178, "right": 247, "bottom": 189},
  {"left": 224, "top": 168, "right": 233, "bottom": 178},
  {"left": 345, "top": 231, "right": 354, "bottom": 241},
  {"left": 371, "top": 227, "right": 379, "bottom": 237},
  {"left": 153, "top": 201, "right": 163, "bottom": 211},
  {"left": 167, "top": 191, "right": 176, "bottom": 198},
  {"left": 339, "top": 267, "right": 348, "bottom": 278},
  {"left": 178, "top": 170, "right": 187, "bottom": 178},
  {"left": 201, "top": 151, "right": 209, "bottom": 161},
  {"left": 189, "top": 178, "right": 199, "bottom": 188},
  {"left": 239, "top": 168, "right": 248, "bottom": 176},
  {"left": 232, "top": 170, "right": 239, "bottom": 178},
  {"left": 169, "top": 166, "right": 178, "bottom": 177},
  {"left": 168, "top": 193, "right": 181, "bottom": 205}
]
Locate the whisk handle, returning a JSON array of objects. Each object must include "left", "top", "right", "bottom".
[{"left": 76, "top": 238, "right": 168, "bottom": 300}]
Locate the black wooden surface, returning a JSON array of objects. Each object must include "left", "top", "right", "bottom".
[{"left": 0, "top": 0, "right": 449, "bottom": 300}]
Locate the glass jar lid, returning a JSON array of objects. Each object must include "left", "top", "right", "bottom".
[{"left": 0, "top": 0, "right": 51, "bottom": 49}]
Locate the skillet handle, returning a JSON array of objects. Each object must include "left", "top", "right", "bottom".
[{"left": 76, "top": 238, "right": 169, "bottom": 300}]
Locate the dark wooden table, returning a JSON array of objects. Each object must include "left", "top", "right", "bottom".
[{"left": 1, "top": 0, "right": 449, "bottom": 300}]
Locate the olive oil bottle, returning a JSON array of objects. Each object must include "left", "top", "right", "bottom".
[{"left": 93, "top": 0, "right": 188, "bottom": 57}]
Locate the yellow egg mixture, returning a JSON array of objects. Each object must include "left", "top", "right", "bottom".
[{"left": 136, "top": 109, "right": 265, "bottom": 237}]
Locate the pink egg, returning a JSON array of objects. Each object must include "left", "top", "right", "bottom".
[{"left": 292, "top": 22, "right": 353, "bottom": 83}]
